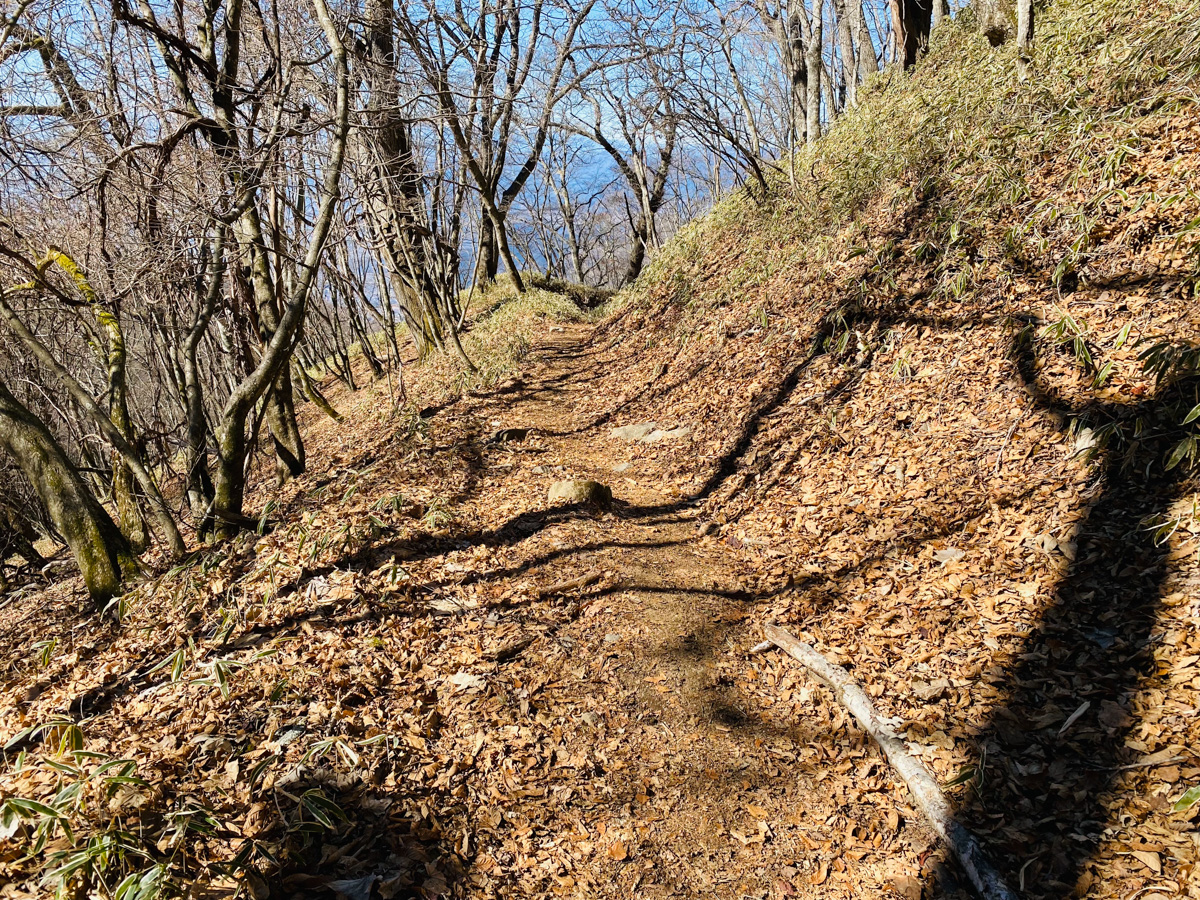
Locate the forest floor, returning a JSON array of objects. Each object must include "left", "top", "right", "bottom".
[
  {"left": 4, "top": 284, "right": 1199, "bottom": 900},
  {"left": 0, "top": 320, "right": 956, "bottom": 900}
]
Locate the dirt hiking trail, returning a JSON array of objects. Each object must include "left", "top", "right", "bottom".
[{"left": 366, "top": 324, "right": 947, "bottom": 899}]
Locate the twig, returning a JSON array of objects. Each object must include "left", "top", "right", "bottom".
[
  {"left": 483, "top": 634, "right": 538, "bottom": 662},
  {"left": 759, "top": 624, "right": 1019, "bottom": 900},
  {"left": 994, "top": 418, "right": 1021, "bottom": 475},
  {"left": 538, "top": 571, "right": 601, "bottom": 598}
]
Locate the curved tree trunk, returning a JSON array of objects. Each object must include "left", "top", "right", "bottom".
[
  {"left": 210, "top": 0, "right": 350, "bottom": 539},
  {"left": 234, "top": 222, "right": 307, "bottom": 485},
  {"left": 264, "top": 368, "right": 306, "bottom": 483},
  {"left": 45, "top": 249, "right": 150, "bottom": 552},
  {"left": 0, "top": 376, "right": 137, "bottom": 605}
]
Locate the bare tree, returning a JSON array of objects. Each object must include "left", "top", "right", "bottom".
[
  {"left": 395, "top": 0, "right": 604, "bottom": 292},
  {"left": 569, "top": 62, "right": 679, "bottom": 284}
]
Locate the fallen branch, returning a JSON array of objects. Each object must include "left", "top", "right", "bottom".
[
  {"left": 483, "top": 634, "right": 538, "bottom": 662},
  {"left": 759, "top": 624, "right": 1018, "bottom": 900},
  {"left": 538, "top": 571, "right": 601, "bottom": 598}
]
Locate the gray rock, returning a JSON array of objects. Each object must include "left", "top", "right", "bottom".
[
  {"left": 645, "top": 425, "right": 692, "bottom": 443},
  {"left": 610, "top": 422, "right": 658, "bottom": 441},
  {"left": 547, "top": 479, "right": 613, "bottom": 506},
  {"left": 612, "top": 462, "right": 631, "bottom": 473},
  {"left": 610, "top": 422, "right": 692, "bottom": 443}
]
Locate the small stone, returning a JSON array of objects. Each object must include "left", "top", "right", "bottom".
[
  {"left": 547, "top": 480, "right": 613, "bottom": 506},
  {"left": 603, "top": 633, "right": 621, "bottom": 644},
  {"left": 612, "top": 462, "right": 631, "bottom": 473},
  {"left": 531, "top": 465, "right": 547, "bottom": 475}
]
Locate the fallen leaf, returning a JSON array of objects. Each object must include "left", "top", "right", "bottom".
[
  {"left": 1173, "top": 784, "right": 1200, "bottom": 813},
  {"left": 449, "top": 671, "right": 486, "bottom": 692},
  {"left": 934, "top": 548, "right": 965, "bottom": 563},
  {"left": 329, "top": 875, "right": 377, "bottom": 900},
  {"left": 1130, "top": 850, "right": 1161, "bottom": 874},
  {"left": 1058, "top": 700, "right": 1090, "bottom": 735},
  {"left": 809, "top": 861, "right": 829, "bottom": 885}
]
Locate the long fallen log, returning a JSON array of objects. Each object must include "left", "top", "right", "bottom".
[{"left": 758, "top": 624, "right": 1019, "bottom": 900}]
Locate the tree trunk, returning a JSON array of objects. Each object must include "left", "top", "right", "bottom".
[
  {"left": 0, "top": 288, "right": 185, "bottom": 557},
  {"left": 974, "top": 0, "right": 1015, "bottom": 46},
  {"left": 210, "top": 0, "right": 350, "bottom": 538},
  {"left": 891, "top": 0, "right": 933, "bottom": 68},
  {"left": 805, "top": 6, "right": 823, "bottom": 142},
  {"left": 234, "top": 225, "right": 307, "bottom": 485},
  {"left": 488, "top": 206, "right": 525, "bottom": 292},
  {"left": 624, "top": 227, "right": 649, "bottom": 285},
  {"left": 44, "top": 249, "right": 150, "bottom": 552},
  {"left": 359, "top": 0, "right": 463, "bottom": 352},
  {"left": 786, "top": 12, "right": 809, "bottom": 147},
  {"left": 0, "top": 376, "right": 137, "bottom": 605},
  {"left": 832, "top": 0, "right": 859, "bottom": 108},
  {"left": 102, "top": 322, "right": 149, "bottom": 554},
  {"left": 853, "top": 0, "right": 879, "bottom": 79},
  {"left": 264, "top": 368, "right": 305, "bottom": 483},
  {"left": 1016, "top": 0, "right": 1034, "bottom": 79},
  {"left": 931, "top": 0, "right": 950, "bottom": 31},
  {"left": 475, "top": 211, "right": 500, "bottom": 285},
  {"left": 181, "top": 228, "right": 225, "bottom": 531}
]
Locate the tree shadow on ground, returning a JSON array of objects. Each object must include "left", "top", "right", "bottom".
[
  {"left": 237, "top": 764, "right": 474, "bottom": 900},
  {"left": 944, "top": 332, "right": 1195, "bottom": 898},
  {"left": 726, "top": 294, "right": 1196, "bottom": 898}
]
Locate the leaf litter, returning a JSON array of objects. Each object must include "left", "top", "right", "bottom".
[{"left": 2, "top": 19, "right": 1200, "bottom": 900}]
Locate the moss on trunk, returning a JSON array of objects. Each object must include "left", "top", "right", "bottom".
[{"left": 0, "top": 376, "right": 136, "bottom": 605}]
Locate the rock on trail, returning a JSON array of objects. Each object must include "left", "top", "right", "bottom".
[
  {"left": 546, "top": 479, "right": 613, "bottom": 506},
  {"left": 610, "top": 421, "right": 692, "bottom": 443}
]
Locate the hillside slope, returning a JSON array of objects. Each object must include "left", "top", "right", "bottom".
[{"left": 570, "top": 0, "right": 1200, "bottom": 894}]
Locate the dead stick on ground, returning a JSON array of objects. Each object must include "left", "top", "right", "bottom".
[
  {"left": 759, "top": 624, "right": 1019, "bottom": 900},
  {"left": 538, "top": 571, "right": 601, "bottom": 598}
]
